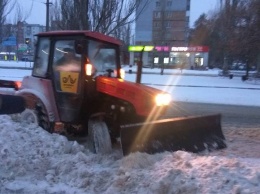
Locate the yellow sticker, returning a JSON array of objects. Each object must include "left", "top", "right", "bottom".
[{"left": 60, "top": 72, "right": 79, "bottom": 93}]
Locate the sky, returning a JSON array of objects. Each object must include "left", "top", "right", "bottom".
[
  {"left": 190, "top": 0, "right": 219, "bottom": 27},
  {"left": 7, "top": 0, "right": 219, "bottom": 27},
  {"left": 0, "top": 61, "right": 260, "bottom": 193}
]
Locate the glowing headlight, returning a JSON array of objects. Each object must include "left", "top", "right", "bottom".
[
  {"left": 120, "top": 69, "right": 125, "bottom": 79},
  {"left": 155, "top": 93, "right": 172, "bottom": 106},
  {"left": 85, "top": 63, "right": 92, "bottom": 76},
  {"left": 114, "top": 69, "right": 125, "bottom": 79}
]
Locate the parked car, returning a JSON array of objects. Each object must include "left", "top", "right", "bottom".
[{"left": 231, "top": 62, "right": 246, "bottom": 70}]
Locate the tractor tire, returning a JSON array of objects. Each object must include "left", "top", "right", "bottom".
[
  {"left": 88, "top": 119, "right": 112, "bottom": 154},
  {"left": 21, "top": 101, "right": 54, "bottom": 133},
  {"left": 35, "top": 101, "right": 54, "bottom": 133},
  {"left": 20, "top": 109, "right": 38, "bottom": 125}
]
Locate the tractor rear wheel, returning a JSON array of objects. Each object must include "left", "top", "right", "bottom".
[
  {"left": 88, "top": 119, "right": 112, "bottom": 154},
  {"left": 35, "top": 102, "right": 54, "bottom": 133},
  {"left": 20, "top": 109, "right": 38, "bottom": 125},
  {"left": 21, "top": 101, "right": 54, "bottom": 133}
]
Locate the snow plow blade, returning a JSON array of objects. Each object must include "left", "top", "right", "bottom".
[
  {"left": 0, "top": 94, "right": 25, "bottom": 115},
  {"left": 120, "top": 114, "right": 226, "bottom": 156}
]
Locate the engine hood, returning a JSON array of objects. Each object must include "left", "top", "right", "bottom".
[{"left": 96, "top": 76, "right": 170, "bottom": 117}]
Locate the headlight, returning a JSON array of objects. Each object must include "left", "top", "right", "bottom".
[
  {"left": 155, "top": 93, "right": 171, "bottom": 106},
  {"left": 120, "top": 69, "right": 125, "bottom": 79},
  {"left": 114, "top": 69, "right": 125, "bottom": 79},
  {"left": 85, "top": 63, "right": 93, "bottom": 76}
]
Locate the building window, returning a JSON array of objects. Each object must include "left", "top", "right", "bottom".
[
  {"left": 165, "top": 32, "right": 172, "bottom": 40},
  {"left": 154, "top": 11, "right": 161, "bottom": 19},
  {"left": 165, "top": 21, "right": 172, "bottom": 29},
  {"left": 165, "top": 12, "right": 172, "bottom": 18},
  {"left": 153, "top": 21, "right": 161, "bottom": 28},
  {"left": 186, "top": 4, "right": 190, "bottom": 10},
  {"left": 156, "top": 1, "right": 160, "bottom": 7},
  {"left": 167, "top": 1, "right": 172, "bottom": 6},
  {"left": 153, "top": 32, "right": 160, "bottom": 40}
]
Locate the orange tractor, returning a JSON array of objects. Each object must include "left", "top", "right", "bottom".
[{"left": 0, "top": 31, "right": 226, "bottom": 155}]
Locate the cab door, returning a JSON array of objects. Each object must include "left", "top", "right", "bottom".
[{"left": 51, "top": 39, "right": 84, "bottom": 123}]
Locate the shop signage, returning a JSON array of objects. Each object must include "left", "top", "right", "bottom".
[
  {"left": 128, "top": 45, "right": 209, "bottom": 52},
  {"left": 128, "top": 45, "right": 154, "bottom": 52},
  {"left": 171, "top": 46, "right": 209, "bottom": 52}
]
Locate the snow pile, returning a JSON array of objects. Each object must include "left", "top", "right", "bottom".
[{"left": 0, "top": 115, "right": 259, "bottom": 194}]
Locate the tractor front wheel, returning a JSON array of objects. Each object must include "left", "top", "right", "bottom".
[{"left": 88, "top": 118, "right": 112, "bottom": 154}]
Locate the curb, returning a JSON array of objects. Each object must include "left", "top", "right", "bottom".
[
  {"left": 0, "top": 66, "right": 32, "bottom": 70},
  {"left": 142, "top": 83, "right": 260, "bottom": 90},
  {"left": 126, "top": 71, "right": 219, "bottom": 77}
]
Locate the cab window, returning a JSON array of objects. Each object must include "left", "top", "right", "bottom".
[
  {"left": 32, "top": 37, "right": 50, "bottom": 77},
  {"left": 88, "top": 40, "right": 117, "bottom": 77},
  {"left": 53, "top": 40, "right": 81, "bottom": 72}
]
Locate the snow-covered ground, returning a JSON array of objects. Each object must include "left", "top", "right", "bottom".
[{"left": 0, "top": 61, "right": 259, "bottom": 193}]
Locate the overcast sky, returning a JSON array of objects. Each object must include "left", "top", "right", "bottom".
[{"left": 7, "top": 0, "right": 219, "bottom": 28}]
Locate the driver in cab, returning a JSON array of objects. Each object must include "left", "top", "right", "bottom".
[{"left": 55, "top": 48, "right": 81, "bottom": 72}]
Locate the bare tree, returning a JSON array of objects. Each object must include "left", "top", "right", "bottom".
[
  {"left": 12, "top": 1, "right": 33, "bottom": 24},
  {"left": 0, "top": 0, "right": 16, "bottom": 40},
  {"left": 235, "top": 0, "right": 260, "bottom": 71},
  {"left": 1, "top": 0, "right": 33, "bottom": 42},
  {"left": 50, "top": 0, "right": 149, "bottom": 39},
  {"left": 49, "top": 0, "right": 61, "bottom": 30},
  {"left": 190, "top": 0, "right": 260, "bottom": 71},
  {"left": 189, "top": 14, "right": 210, "bottom": 46},
  {"left": 215, "top": 0, "right": 260, "bottom": 72}
]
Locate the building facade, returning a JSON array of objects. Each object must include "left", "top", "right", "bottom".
[
  {"left": 136, "top": 0, "right": 190, "bottom": 46},
  {"left": 132, "top": 0, "right": 209, "bottom": 69},
  {"left": 1, "top": 22, "right": 45, "bottom": 60},
  {"left": 18, "top": 22, "right": 45, "bottom": 59}
]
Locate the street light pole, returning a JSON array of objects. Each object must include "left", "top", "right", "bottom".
[
  {"left": 45, "top": 0, "right": 52, "bottom": 31},
  {"left": 86, "top": 0, "right": 89, "bottom": 30}
]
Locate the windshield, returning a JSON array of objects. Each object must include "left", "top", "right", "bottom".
[
  {"left": 53, "top": 40, "right": 81, "bottom": 72},
  {"left": 88, "top": 40, "right": 117, "bottom": 76}
]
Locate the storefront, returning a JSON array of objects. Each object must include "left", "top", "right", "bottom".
[
  {"left": 0, "top": 52, "right": 17, "bottom": 61},
  {"left": 129, "top": 46, "right": 209, "bottom": 70}
]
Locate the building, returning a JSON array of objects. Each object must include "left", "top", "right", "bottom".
[
  {"left": 131, "top": 0, "right": 209, "bottom": 69},
  {"left": 18, "top": 22, "right": 46, "bottom": 55},
  {"left": 1, "top": 22, "right": 45, "bottom": 60},
  {"left": 136, "top": 0, "right": 190, "bottom": 46}
]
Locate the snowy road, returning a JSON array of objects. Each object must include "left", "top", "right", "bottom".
[{"left": 1, "top": 67, "right": 260, "bottom": 107}]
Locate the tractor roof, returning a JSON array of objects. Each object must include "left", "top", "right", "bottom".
[{"left": 36, "top": 30, "right": 122, "bottom": 46}]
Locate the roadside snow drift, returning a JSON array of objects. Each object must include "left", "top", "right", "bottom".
[{"left": 0, "top": 115, "right": 259, "bottom": 194}]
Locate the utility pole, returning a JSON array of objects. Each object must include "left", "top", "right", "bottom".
[
  {"left": 86, "top": 0, "right": 89, "bottom": 30},
  {"left": 220, "top": 0, "right": 223, "bottom": 9},
  {"left": 45, "top": 0, "right": 52, "bottom": 31}
]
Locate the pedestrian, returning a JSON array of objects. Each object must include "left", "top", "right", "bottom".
[{"left": 180, "top": 62, "right": 185, "bottom": 73}]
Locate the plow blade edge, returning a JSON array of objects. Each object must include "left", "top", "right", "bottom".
[
  {"left": 0, "top": 94, "right": 25, "bottom": 115},
  {"left": 120, "top": 114, "right": 226, "bottom": 156}
]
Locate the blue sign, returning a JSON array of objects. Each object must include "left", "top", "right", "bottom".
[{"left": 2, "top": 36, "right": 17, "bottom": 46}]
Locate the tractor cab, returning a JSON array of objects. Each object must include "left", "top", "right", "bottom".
[{"left": 31, "top": 31, "right": 122, "bottom": 123}]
